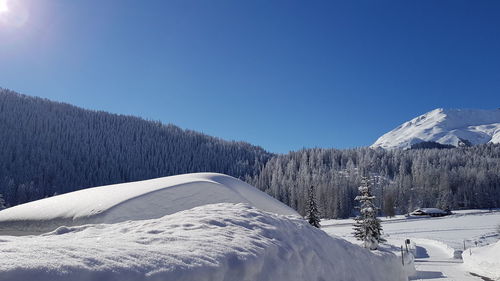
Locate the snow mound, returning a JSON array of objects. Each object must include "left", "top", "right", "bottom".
[
  {"left": 372, "top": 108, "right": 500, "bottom": 149},
  {"left": 463, "top": 240, "right": 500, "bottom": 280},
  {"left": 0, "top": 203, "right": 406, "bottom": 281},
  {"left": 0, "top": 173, "right": 298, "bottom": 235}
]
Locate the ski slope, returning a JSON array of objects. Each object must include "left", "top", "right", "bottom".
[
  {"left": 0, "top": 173, "right": 298, "bottom": 235},
  {"left": 322, "top": 210, "right": 500, "bottom": 281},
  {"left": 372, "top": 108, "right": 500, "bottom": 149}
]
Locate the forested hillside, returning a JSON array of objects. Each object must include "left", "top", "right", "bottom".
[
  {"left": 0, "top": 89, "right": 271, "bottom": 206},
  {"left": 249, "top": 145, "right": 500, "bottom": 218},
  {"left": 1, "top": 89, "right": 499, "bottom": 217}
]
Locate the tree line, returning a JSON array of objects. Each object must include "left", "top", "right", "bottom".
[
  {"left": 1, "top": 88, "right": 499, "bottom": 218},
  {"left": 248, "top": 144, "right": 500, "bottom": 218}
]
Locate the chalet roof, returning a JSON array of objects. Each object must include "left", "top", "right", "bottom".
[{"left": 413, "top": 208, "right": 447, "bottom": 214}]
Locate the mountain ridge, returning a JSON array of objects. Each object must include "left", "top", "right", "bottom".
[{"left": 371, "top": 108, "right": 500, "bottom": 149}]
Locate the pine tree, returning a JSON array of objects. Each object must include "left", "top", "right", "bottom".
[
  {"left": 383, "top": 192, "right": 396, "bottom": 218},
  {"left": 0, "top": 194, "right": 6, "bottom": 210},
  {"left": 307, "top": 185, "right": 321, "bottom": 228},
  {"left": 353, "top": 177, "right": 385, "bottom": 250}
]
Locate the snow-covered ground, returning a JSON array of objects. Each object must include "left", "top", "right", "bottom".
[
  {"left": 463, "top": 240, "right": 500, "bottom": 280},
  {"left": 0, "top": 173, "right": 406, "bottom": 281},
  {"left": 2, "top": 171, "right": 497, "bottom": 281},
  {"left": 0, "top": 203, "right": 406, "bottom": 281},
  {"left": 0, "top": 173, "right": 298, "bottom": 235},
  {"left": 322, "top": 210, "right": 500, "bottom": 280}
]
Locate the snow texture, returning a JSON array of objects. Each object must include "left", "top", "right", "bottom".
[
  {"left": 0, "top": 173, "right": 298, "bottom": 235},
  {"left": 371, "top": 108, "right": 500, "bottom": 149},
  {"left": 462, "top": 241, "right": 500, "bottom": 280},
  {"left": 0, "top": 203, "right": 406, "bottom": 281}
]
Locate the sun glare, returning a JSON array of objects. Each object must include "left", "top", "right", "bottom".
[{"left": 0, "top": 0, "right": 9, "bottom": 13}]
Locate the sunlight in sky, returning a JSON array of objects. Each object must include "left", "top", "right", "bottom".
[
  {"left": 0, "top": 0, "right": 9, "bottom": 13},
  {"left": 0, "top": 0, "right": 31, "bottom": 27}
]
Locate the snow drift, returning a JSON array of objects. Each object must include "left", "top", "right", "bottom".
[
  {"left": 462, "top": 240, "right": 500, "bottom": 280},
  {"left": 0, "top": 173, "right": 298, "bottom": 235},
  {"left": 372, "top": 108, "right": 500, "bottom": 149},
  {"left": 0, "top": 203, "right": 406, "bottom": 281}
]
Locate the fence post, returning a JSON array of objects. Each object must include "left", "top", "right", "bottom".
[{"left": 401, "top": 245, "right": 404, "bottom": 266}]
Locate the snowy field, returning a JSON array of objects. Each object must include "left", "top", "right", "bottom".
[
  {"left": 322, "top": 210, "right": 500, "bottom": 281},
  {"left": 0, "top": 173, "right": 406, "bottom": 281}
]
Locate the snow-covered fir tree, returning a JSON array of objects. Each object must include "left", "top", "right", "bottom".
[
  {"left": 353, "top": 177, "right": 385, "bottom": 250},
  {"left": 306, "top": 185, "right": 321, "bottom": 228},
  {"left": 0, "top": 194, "right": 6, "bottom": 210}
]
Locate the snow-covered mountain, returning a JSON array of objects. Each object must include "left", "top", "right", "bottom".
[
  {"left": 0, "top": 173, "right": 298, "bottom": 235},
  {"left": 371, "top": 108, "right": 500, "bottom": 149}
]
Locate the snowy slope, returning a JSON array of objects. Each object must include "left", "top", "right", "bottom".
[
  {"left": 463, "top": 241, "right": 500, "bottom": 280},
  {"left": 0, "top": 173, "right": 298, "bottom": 235},
  {"left": 372, "top": 108, "right": 500, "bottom": 149},
  {"left": 0, "top": 203, "right": 407, "bottom": 281}
]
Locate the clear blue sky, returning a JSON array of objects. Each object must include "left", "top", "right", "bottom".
[{"left": 1, "top": 0, "right": 499, "bottom": 153}]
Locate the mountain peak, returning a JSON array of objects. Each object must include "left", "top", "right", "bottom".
[{"left": 372, "top": 108, "right": 500, "bottom": 149}]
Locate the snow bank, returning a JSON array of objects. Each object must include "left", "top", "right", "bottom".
[
  {"left": 413, "top": 238, "right": 455, "bottom": 258},
  {"left": 463, "top": 241, "right": 500, "bottom": 280},
  {"left": 401, "top": 251, "right": 416, "bottom": 278},
  {"left": 0, "top": 203, "right": 406, "bottom": 281},
  {"left": 379, "top": 242, "right": 416, "bottom": 279},
  {"left": 0, "top": 173, "right": 298, "bottom": 235}
]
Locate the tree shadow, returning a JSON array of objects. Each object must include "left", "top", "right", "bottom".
[
  {"left": 410, "top": 270, "right": 445, "bottom": 280},
  {"left": 469, "top": 272, "right": 495, "bottom": 281},
  {"left": 415, "top": 245, "right": 429, "bottom": 258}
]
